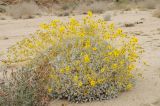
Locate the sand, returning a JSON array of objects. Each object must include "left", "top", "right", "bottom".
[{"left": 0, "top": 10, "right": 160, "bottom": 106}]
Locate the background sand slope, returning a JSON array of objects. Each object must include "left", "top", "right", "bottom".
[{"left": 0, "top": 10, "right": 160, "bottom": 106}]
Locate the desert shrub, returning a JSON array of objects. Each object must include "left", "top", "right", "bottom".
[
  {"left": 3, "top": 11, "right": 143, "bottom": 103},
  {"left": 0, "top": 5, "right": 6, "bottom": 13},
  {"left": 6, "top": 1, "right": 40, "bottom": 19},
  {"left": 153, "top": 8, "right": 160, "bottom": 18},
  {"left": 138, "top": 0, "right": 157, "bottom": 9},
  {"left": 61, "top": 2, "right": 78, "bottom": 10},
  {"left": 88, "top": 1, "right": 107, "bottom": 14},
  {"left": 0, "top": 56, "right": 51, "bottom": 106}
]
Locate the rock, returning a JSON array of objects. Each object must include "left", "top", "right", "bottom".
[
  {"left": 152, "top": 99, "right": 160, "bottom": 106},
  {"left": 0, "top": 17, "right": 6, "bottom": 20},
  {"left": 124, "top": 22, "right": 135, "bottom": 27},
  {"left": 104, "top": 14, "right": 111, "bottom": 21}
]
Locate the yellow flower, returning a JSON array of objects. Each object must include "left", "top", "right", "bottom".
[
  {"left": 50, "top": 19, "right": 60, "bottom": 27},
  {"left": 112, "top": 64, "right": 118, "bottom": 69},
  {"left": 88, "top": 11, "right": 93, "bottom": 17},
  {"left": 128, "top": 64, "right": 135, "bottom": 71},
  {"left": 116, "top": 28, "right": 123, "bottom": 35},
  {"left": 79, "top": 31, "right": 85, "bottom": 37},
  {"left": 70, "top": 18, "right": 79, "bottom": 26},
  {"left": 86, "top": 74, "right": 92, "bottom": 81},
  {"left": 28, "top": 43, "right": 34, "bottom": 48},
  {"left": 49, "top": 74, "right": 54, "bottom": 78},
  {"left": 85, "top": 39, "right": 91, "bottom": 48},
  {"left": 84, "top": 54, "right": 90, "bottom": 63},
  {"left": 60, "top": 69, "right": 64, "bottom": 73},
  {"left": 65, "top": 66, "right": 70, "bottom": 72},
  {"left": 113, "top": 50, "right": 119, "bottom": 57},
  {"left": 131, "top": 36, "right": 138, "bottom": 43},
  {"left": 73, "top": 76, "right": 78, "bottom": 81},
  {"left": 108, "top": 52, "right": 112, "bottom": 56},
  {"left": 120, "top": 60, "right": 124, "bottom": 65},
  {"left": 90, "top": 80, "right": 96, "bottom": 86},
  {"left": 78, "top": 81, "right": 83, "bottom": 87},
  {"left": 100, "top": 68, "right": 105, "bottom": 73},
  {"left": 109, "top": 23, "right": 115, "bottom": 30},
  {"left": 107, "top": 45, "right": 112, "bottom": 50},
  {"left": 97, "top": 78, "right": 105, "bottom": 84},
  {"left": 59, "top": 26, "right": 65, "bottom": 33},
  {"left": 40, "top": 23, "right": 49, "bottom": 30},
  {"left": 126, "top": 83, "right": 133, "bottom": 90},
  {"left": 92, "top": 47, "right": 97, "bottom": 51},
  {"left": 48, "top": 87, "right": 52, "bottom": 93}
]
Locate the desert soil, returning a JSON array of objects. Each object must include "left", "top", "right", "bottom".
[{"left": 0, "top": 10, "right": 160, "bottom": 106}]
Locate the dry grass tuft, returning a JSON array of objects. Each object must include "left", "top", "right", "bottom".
[
  {"left": 153, "top": 9, "right": 160, "bottom": 18},
  {"left": 0, "top": 5, "right": 6, "bottom": 13},
  {"left": 88, "top": 1, "right": 108, "bottom": 14},
  {"left": 6, "top": 1, "right": 41, "bottom": 19},
  {"left": 138, "top": 0, "right": 157, "bottom": 9},
  {"left": 0, "top": 57, "right": 51, "bottom": 106}
]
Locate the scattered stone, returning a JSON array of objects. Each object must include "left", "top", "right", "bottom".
[
  {"left": 123, "top": 6, "right": 131, "bottom": 11},
  {"left": 140, "top": 18, "right": 145, "bottom": 21},
  {"left": 157, "top": 45, "right": 160, "bottom": 47},
  {"left": 135, "top": 21, "right": 143, "bottom": 24},
  {"left": 0, "top": 36, "right": 9, "bottom": 40},
  {"left": 21, "top": 14, "right": 34, "bottom": 19},
  {"left": 0, "top": 79, "right": 4, "bottom": 84},
  {"left": 58, "top": 12, "right": 69, "bottom": 17},
  {"left": 152, "top": 38, "right": 159, "bottom": 41},
  {"left": 82, "top": 12, "right": 87, "bottom": 15},
  {"left": 152, "top": 99, "right": 160, "bottom": 106},
  {"left": 120, "top": 11, "right": 125, "bottom": 14},
  {"left": 0, "top": 17, "right": 5, "bottom": 20},
  {"left": 63, "top": 12, "right": 69, "bottom": 16},
  {"left": 157, "top": 28, "right": 160, "bottom": 31},
  {"left": 124, "top": 22, "right": 135, "bottom": 27},
  {"left": 140, "top": 103, "right": 151, "bottom": 106},
  {"left": 141, "top": 34, "right": 150, "bottom": 36},
  {"left": 61, "top": 103, "right": 67, "bottom": 106},
  {"left": 103, "top": 14, "right": 111, "bottom": 21},
  {"left": 3, "top": 37, "right": 8, "bottom": 40},
  {"left": 113, "top": 12, "right": 117, "bottom": 16}
]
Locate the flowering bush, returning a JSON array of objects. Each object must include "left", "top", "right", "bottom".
[{"left": 3, "top": 11, "right": 143, "bottom": 103}]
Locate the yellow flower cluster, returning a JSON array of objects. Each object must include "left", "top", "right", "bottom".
[{"left": 3, "top": 11, "right": 143, "bottom": 103}]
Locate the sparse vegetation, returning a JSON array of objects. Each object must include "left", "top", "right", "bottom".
[
  {"left": 153, "top": 8, "right": 160, "bottom": 18},
  {"left": 0, "top": 57, "right": 51, "bottom": 106},
  {"left": 1, "top": 0, "right": 160, "bottom": 17},
  {"left": 0, "top": 5, "right": 6, "bottom": 13},
  {"left": 88, "top": 1, "right": 107, "bottom": 14},
  {"left": 6, "top": 1, "right": 40, "bottom": 19},
  {"left": 138, "top": 0, "right": 157, "bottom": 9}
]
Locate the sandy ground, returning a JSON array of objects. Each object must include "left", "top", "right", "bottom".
[{"left": 0, "top": 10, "right": 160, "bottom": 106}]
